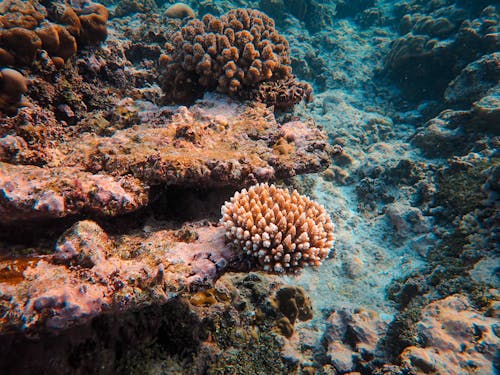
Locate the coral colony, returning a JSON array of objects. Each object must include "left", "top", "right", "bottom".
[
  {"left": 159, "top": 8, "right": 311, "bottom": 107},
  {"left": 221, "top": 183, "right": 334, "bottom": 273},
  {"left": 0, "top": 0, "right": 498, "bottom": 373}
]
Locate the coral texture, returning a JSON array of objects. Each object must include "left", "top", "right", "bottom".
[
  {"left": 113, "top": 0, "right": 158, "bottom": 18},
  {"left": 259, "top": 0, "right": 335, "bottom": 33},
  {"left": 0, "top": 96, "right": 330, "bottom": 223},
  {"left": 0, "top": 220, "right": 234, "bottom": 333},
  {"left": 0, "top": 0, "right": 108, "bottom": 67},
  {"left": 385, "top": 4, "right": 499, "bottom": 99},
  {"left": 0, "top": 162, "right": 148, "bottom": 223},
  {"left": 400, "top": 295, "right": 498, "bottom": 374},
  {"left": 159, "top": 8, "right": 311, "bottom": 107},
  {"left": 221, "top": 183, "right": 335, "bottom": 273}
]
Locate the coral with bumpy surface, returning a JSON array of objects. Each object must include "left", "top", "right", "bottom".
[
  {"left": 0, "top": 0, "right": 108, "bottom": 67},
  {"left": 221, "top": 183, "right": 335, "bottom": 274},
  {"left": 159, "top": 8, "right": 311, "bottom": 107}
]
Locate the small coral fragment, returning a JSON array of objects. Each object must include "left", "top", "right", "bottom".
[{"left": 221, "top": 183, "right": 335, "bottom": 274}]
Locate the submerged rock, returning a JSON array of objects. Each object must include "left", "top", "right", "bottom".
[
  {"left": 0, "top": 220, "right": 235, "bottom": 333},
  {"left": 400, "top": 295, "right": 498, "bottom": 375},
  {"left": 1, "top": 95, "right": 330, "bottom": 223}
]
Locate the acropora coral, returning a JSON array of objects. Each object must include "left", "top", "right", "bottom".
[{"left": 221, "top": 183, "right": 335, "bottom": 274}]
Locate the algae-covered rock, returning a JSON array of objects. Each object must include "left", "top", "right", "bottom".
[{"left": 400, "top": 295, "right": 498, "bottom": 375}]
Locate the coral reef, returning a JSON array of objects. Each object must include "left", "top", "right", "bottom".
[
  {"left": 0, "top": 0, "right": 498, "bottom": 373},
  {"left": 0, "top": 0, "right": 109, "bottom": 67},
  {"left": 0, "top": 219, "right": 235, "bottom": 333},
  {"left": 221, "top": 183, "right": 334, "bottom": 274},
  {"left": 113, "top": 0, "right": 158, "bottom": 18},
  {"left": 0, "top": 271, "right": 319, "bottom": 373},
  {"left": 323, "top": 307, "right": 388, "bottom": 373},
  {"left": 444, "top": 52, "right": 500, "bottom": 105},
  {"left": 159, "top": 8, "right": 312, "bottom": 107},
  {"left": 384, "top": 3, "right": 499, "bottom": 100},
  {"left": 259, "top": 0, "right": 335, "bottom": 33},
  {"left": 1, "top": 96, "right": 330, "bottom": 223},
  {"left": 0, "top": 162, "right": 148, "bottom": 222}
]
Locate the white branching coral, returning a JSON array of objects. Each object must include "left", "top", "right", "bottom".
[{"left": 221, "top": 183, "right": 335, "bottom": 273}]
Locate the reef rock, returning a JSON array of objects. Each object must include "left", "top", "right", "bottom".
[
  {"left": 0, "top": 95, "right": 330, "bottom": 223},
  {"left": 400, "top": 295, "right": 499, "bottom": 375},
  {"left": 444, "top": 52, "right": 500, "bottom": 105},
  {"left": 323, "top": 307, "right": 389, "bottom": 373},
  {"left": 0, "top": 219, "right": 235, "bottom": 333},
  {"left": 0, "top": 162, "right": 148, "bottom": 223}
]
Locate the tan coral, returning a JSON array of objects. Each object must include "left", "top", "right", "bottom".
[
  {"left": 0, "top": 68, "right": 29, "bottom": 113},
  {"left": 221, "top": 183, "right": 335, "bottom": 274},
  {"left": 165, "top": 3, "right": 196, "bottom": 19},
  {"left": 76, "top": 3, "right": 109, "bottom": 43}
]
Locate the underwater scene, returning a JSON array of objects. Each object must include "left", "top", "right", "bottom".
[{"left": 0, "top": 0, "right": 498, "bottom": 373}]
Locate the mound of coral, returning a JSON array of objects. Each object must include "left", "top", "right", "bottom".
[
  {"left": 0, "top": 0, "right": 109, "bottom": 67},
  {"left": 159, "top": 8, "right": 312, "bottom": 108}
]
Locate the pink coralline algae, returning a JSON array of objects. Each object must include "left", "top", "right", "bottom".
[
  {"left": 0, "top": 162, "right": 148, "bottom": 223},
  {"left": 0, "top": 220, "right": 235, "bottom": 333}
]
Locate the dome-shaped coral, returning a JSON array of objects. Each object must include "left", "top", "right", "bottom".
[
  {"left": 159, "top": 8, "right": 311, "bottom": 108},
  {"left": 221, "top": 183, "right": 334, "bottom": 274}
]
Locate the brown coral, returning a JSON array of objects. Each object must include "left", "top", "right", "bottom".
[
  {"left": 0, "top": 0, "right": 108, "bottom": 67},
  {"left": 0, "top": 68, "right": 29, "bottom": 113},
  {"left": 221, "top": 183, "right": 335, "bottom": 274},
  {"left": 159, "top": 8, "right": 311, "bottom": 107},
  {"left": 249, "top": 75, "right": 313, "bottom": 110}
]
